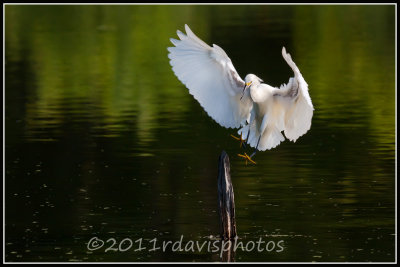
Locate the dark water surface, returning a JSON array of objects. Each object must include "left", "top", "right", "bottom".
[{"left": 5, "top": 5, "right": 395, "bottom": 262}]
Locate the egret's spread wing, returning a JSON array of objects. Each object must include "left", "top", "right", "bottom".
[
  {"left": 273, "top": 47, "right": 314, "bottom": 142},
  {"left": 168, "top": 24, "right": 253, "bottom": 128}
]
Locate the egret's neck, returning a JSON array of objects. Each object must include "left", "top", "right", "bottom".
[{"left": 249, "top": 83, "right": 274, "bottom": 103}]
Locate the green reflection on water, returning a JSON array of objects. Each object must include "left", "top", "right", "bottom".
[{"left": 5, "top": 4, "right": 395, "bottom": 262}]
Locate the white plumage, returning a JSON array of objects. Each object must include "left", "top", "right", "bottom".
[
  {"left": 168, "top": 24, "right": 314, "bottom": 154},
  {"left": 168, "top": 24, "right": 253, "bottom": 129}
]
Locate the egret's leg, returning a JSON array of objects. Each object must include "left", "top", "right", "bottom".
[
  {"left": 250, "top": 135, "right": 261, "bottom": 158},
  {"left": 237, "top": 132, "right": 258, "bottom": 165}
]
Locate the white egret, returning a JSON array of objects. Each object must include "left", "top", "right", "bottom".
[{"left": 168, "top": 24, "right": 314, "bottom": 164}]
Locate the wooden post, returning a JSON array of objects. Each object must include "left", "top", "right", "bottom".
[{"left": 217, "top": 151, "right": 237, "bottom": 240}]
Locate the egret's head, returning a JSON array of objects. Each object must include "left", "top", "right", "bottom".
[{"left": 241, "top": 74, "right": 263, "bottom": 100}]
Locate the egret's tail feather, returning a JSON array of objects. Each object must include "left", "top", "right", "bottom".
[
  {"left": 238, "top": 124, "right": 284, "bottom": 151},
  {"left": 258, "top": 127, "right": 285, "bottom": 151}
]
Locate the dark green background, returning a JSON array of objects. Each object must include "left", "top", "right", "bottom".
[{"left": 5, "top": 4, "right": 395, "bottom": 262}]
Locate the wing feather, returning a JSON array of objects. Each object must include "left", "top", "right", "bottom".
[
  {"left": 273, "top": 47, "right": 314, "bottom": 142},
  {"left": 168, "top": 24, "right": 253, "bottom": 128}
]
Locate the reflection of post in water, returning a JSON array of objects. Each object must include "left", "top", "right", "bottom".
[{"left": 217, "top": 151, "right": 237, "bottom": 262}]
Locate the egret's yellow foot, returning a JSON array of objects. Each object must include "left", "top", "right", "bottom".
[
  {"left": 237, "top": 152, "right": 256, "bottom": 165},
  {"left": 230, "top": 133, "right": 246, "bottom": 148}
]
